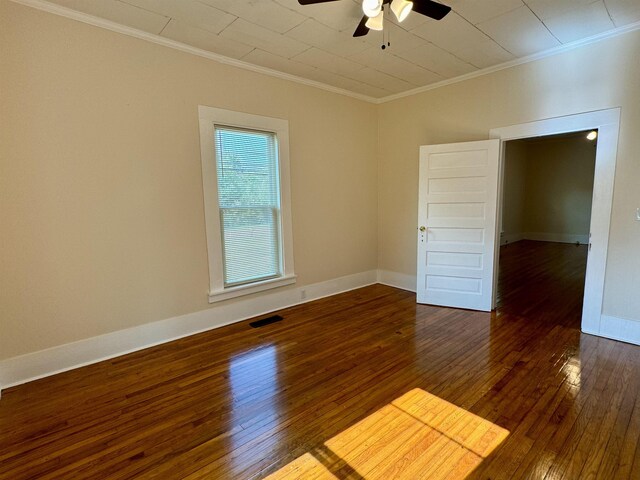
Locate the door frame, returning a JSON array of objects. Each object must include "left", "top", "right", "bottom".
[{"left": 489, "top": 108, "right": 621, "bottom": 335}]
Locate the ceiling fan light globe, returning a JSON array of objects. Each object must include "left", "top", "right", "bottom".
[
  {"left": 391, "top": 0, "right": 413, "bottom": 22},
  {"left": 365, "top": 10, "right": 384, "bottom": 30},
  {"left": 362, "top": 0, "right": 382, "bottom": 17}
]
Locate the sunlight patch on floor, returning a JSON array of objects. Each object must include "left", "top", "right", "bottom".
[{"left": 264, "top": 388, "right": 509, "bottom": 479}]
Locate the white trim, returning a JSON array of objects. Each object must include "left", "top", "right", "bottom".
[
  {"left": 523, "top": 232, "right": 589, "bottom": 244},
  {"left": 583, "top": 315, "right": 640, "bottom": 346},
  {"left": 500, "top": 232, "right": 525, "bottom": 245},
  {"left": 4, "top": 270, "right": 637, "bottom": 393},
  {"left": 377, "top": 270, "right": 417, "bottom": 293},
  {"left": 198, "top": 106, "right": 296, "bottom": 303},
  {"left": 489, "top": 109, "right": 621, "bottom": 141},
  {"left": 0, "top": 270, "right": 378, "bottom": 391},
  {"left": 9, "top": 0, "right": 640, "bottom": 105},
  {"left": 494, "top": 138, "right": 507, "bottom": 306},
  {"left": 8, "top": 0, "right": 373, "bottom": 103},
  {"left": 500, "top": 232, "right": 589, "bottom": 245},
  {"left": 376, "top": 20, "right": 640, "bottom": 104},
  {"left": 491, "top": 108, "right": 621, "bottom": 339},
  {"left": 209, "top": 274, "right": 297, "bottom": 302}
]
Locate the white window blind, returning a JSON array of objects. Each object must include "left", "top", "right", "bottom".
[{"left": 214, "top": 125, "right": 282, "bottom": 287}]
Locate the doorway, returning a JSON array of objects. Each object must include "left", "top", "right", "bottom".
[
  {"left": 417, "top": 109, "right": 620, "bottom": 339},
  {"left": 496, "top": 131, "right": 597, "bottom": 324},
  {"left": 490, "top": 108, "right": 620, "bottom": 336}
]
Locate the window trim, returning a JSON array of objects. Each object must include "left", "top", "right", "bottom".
[{"left": 198, "top": 106, "right": 295, "bottom": 303}]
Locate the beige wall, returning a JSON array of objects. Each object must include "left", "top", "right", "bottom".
[
  {"left": 378, "top": 29, "right": 640, "bottom": 321},
  {"left": 524, "top": 136, "right": 596, "bottom": 238},
  {"left": 502, "top": 135, "right": 596, "bottom": 241},
  {"left": 3, "top": 0, "right": 640, "bottom": 362},
  {"left": 502, "top": 141, "right": 527, "bottom": 240},
  {"left": 0, "top": 1, "right": 378, "bottom": 360}
]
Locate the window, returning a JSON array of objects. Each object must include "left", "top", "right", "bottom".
[
  {"left": 199, "top": 106, "right": 295, "bottom": 302},
  {"left": 215, "top": 126, "right": 281, "bottom": 286}
]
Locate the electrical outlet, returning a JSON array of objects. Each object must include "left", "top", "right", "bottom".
[{"left": 301, "top": 289, "right": 307, "bottom": 300}]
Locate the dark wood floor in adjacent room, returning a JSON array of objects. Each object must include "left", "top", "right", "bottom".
[{"left": 1, "top": 240, "right": 639, "bottom": 479}]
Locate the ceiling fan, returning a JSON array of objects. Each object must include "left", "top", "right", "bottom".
[{"left": 297, "top": 0, "right": 452, "bottom": 37}]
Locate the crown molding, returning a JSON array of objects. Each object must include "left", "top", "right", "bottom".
[
  {"left": 374, "top": 19, "right": 640, "bottom": 104},
  {"left": 9, "top": 0, "right": 640, "bottom": 106},
  {"left": 9, "top": 0, "right": 377, "bottom": 104}
]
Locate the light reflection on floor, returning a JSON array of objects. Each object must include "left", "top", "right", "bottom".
[
  {"left": 264, "top": 388, "right": 509, "bottom": 479},
  {"left": 228, "top": 345, "right": 281, "bottom": 468},
  {"left": 562, "top": 357, "right": 581, "bottom": 389}
]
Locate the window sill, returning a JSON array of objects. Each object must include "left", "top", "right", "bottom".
[{"left": 208, "top": 274, "right": 297, "bottom": 303}]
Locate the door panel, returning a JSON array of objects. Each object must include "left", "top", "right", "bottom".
[{"left": 417, "top": 140, "right": 500, "bottom": 311}]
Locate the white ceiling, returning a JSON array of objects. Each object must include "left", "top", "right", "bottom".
[{"left": 42, "top": 0, "right": 640, "bottom": 99}]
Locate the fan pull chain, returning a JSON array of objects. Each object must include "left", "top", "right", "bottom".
[{"left": 381, "top": 5, "right": 391, "bottom": 51}]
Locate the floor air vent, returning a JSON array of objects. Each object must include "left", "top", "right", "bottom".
[{"left": 250, "top": 315, "right": 283, "bottom": 328}]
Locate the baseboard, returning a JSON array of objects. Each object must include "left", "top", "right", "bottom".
[
  {"left": 500, "top": 232, "right": 525, "bottom": 245},
  {"left": 5, "top": 269, "right": 633, "bottom": 394},
  {"left": 0, "top": 270, "right": 378, "bottom": 391},
  {"left": 377, "top": 270, "right": 417, "bottom": 293},
  {"left": 377, "top": 272, "right": 640, "bottom": 347},
  {"left": 523, "top": 232, "right": 589, "bottom": 244},
  {"left": 583, "top": 315, "right": 640, "bottom": 346}
]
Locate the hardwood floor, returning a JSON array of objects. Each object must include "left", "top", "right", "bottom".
[
  {"left": 1, "top": 240, "right": 639, "bottom": 479},
  {"left": 264, "top": 389, "right": 510, "bottom": 479}
]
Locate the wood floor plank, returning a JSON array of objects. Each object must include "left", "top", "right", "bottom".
[{"left": 1, "top": 240, "right": 639, "bottom": 479}]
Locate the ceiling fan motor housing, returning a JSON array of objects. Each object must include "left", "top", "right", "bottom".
[{"left": 297, "top": 0, "right": 452, "bottom": 40}]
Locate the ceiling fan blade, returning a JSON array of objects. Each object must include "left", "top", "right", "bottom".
[
  {"left": 412, "top": 0, "right": 452, "bottom": 20},
  {"left": 353, "top": 15, "right": 369, "bottom": 37},
  {"left": 298, "top": 0, "right": 342, "bottom": 4}
]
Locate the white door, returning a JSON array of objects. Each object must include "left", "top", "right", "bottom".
[{"left": 417, "top": 140, "right": 500, "bottom": 311}]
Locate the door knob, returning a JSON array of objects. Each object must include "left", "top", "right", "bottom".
[{"left": 419, "top": 226, "right": 426, "bottom": 232}]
